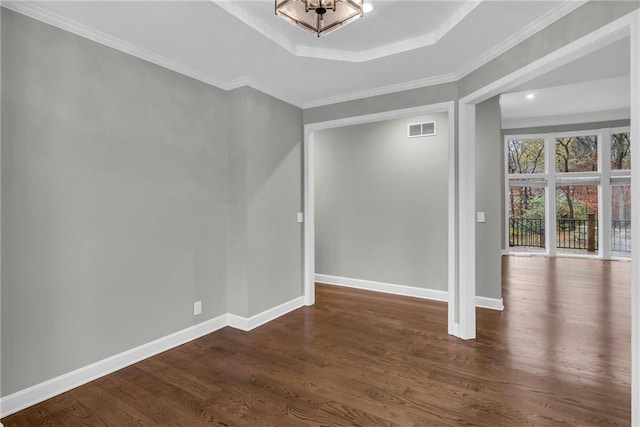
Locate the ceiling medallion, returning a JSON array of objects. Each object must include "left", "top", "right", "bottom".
[{"left": 275, "top": 0, "right": 364, "bottom": 38}]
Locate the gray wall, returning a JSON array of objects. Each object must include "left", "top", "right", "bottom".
[
  {"left": 503, "top": 119, "right": 631, "bottom": 135},
  {"left": 304, "top": 2, "right": 639, "bottom": 304},
  {"left": 303, "top": 83, "right": 458, "bottom": 125},
  {"left": 2, "top": 0, "right": 637, "bottom": 399},
  {"left": 1, "top": 9, "right": 303, "bottom": 396},
  {"left": 475, "top": 97, "right": 502, "bottom": 299},
  {"left": 304, "top": 3, "right": 639, "bottom": 125},
  {"left": 314, "top": 113, "right": 449, "bottom": 290},
  {"left": 227, "top": 87, "right": 303, "bottom": 317},
  {"left": 459, "top": 1, "right": 640, "bottom": 98},
  {"left": 1, "top": 9, "right": 229, "bottom": 395}
]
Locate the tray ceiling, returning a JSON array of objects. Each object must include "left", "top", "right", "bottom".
[{"left": 3, "top": 1, "right": 587, "bottom": 107}]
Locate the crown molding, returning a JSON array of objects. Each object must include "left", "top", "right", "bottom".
[
  {"left": 4, "top": 0, "right": 592, "bottom": 111},
  {"left": 302, "top": 73, "right": 458, "bottom": 109},
  {"left": 2, "top": 1, "right": 232, "bottom": 89},
  {"left": 302, "top": 0, "right": 588, "bottom": 108},
  {"left": 237, "top": 78, "right": 303, "bottom": 108},
  {"left": 214, "top": 0, "right": 481, "bottom": 63},
  {"left": 454, "top": 0, "right": 588, "bottom": 79},
  {"left": 2, "top": 1, "right": 305, "bottom": 108}
]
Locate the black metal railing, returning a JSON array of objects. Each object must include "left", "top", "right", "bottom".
[
  {"left": 556, "top": 218, "right": 595, "bottom": 250},
  {"left": 509, "top": 217, "right": 631, "bottom": 253},
  {"left": 509, "top": 218, "right": 545, "bottom": 248},
  {"left": 612, "top": 219, "right": 631, "bottom": 253}
]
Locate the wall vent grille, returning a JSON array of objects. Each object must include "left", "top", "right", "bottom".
[{"left": 408, "top": 121, "right": 436, "bottom": 138}]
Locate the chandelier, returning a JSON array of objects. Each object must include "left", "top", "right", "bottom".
[{"left": 275, "top": 0, "right": 365, "bottom": 37}]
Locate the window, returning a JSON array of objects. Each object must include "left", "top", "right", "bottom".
[
  {"left": 507, "top": 138, "right": 545, "bottom": 174},
  {"left": 611, "top": 131, "right": 631, "bottom": 170},
  {"left": 556, "top": 135, "right": 598, "bottom": 173},
  {"left": 505, "top": 127, "right": 631, "bottom": 259}
]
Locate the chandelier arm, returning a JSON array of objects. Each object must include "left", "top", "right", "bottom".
[
  {"left": 345, "top": 0, "right": 363, "bottom": 16},
  {"left": 275, "top": 0, "right": 364, "bottom": 37}
]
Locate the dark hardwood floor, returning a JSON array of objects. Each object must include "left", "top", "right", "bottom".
[{"left": 3, "top": 256, "right": 631, "bottom": 426}]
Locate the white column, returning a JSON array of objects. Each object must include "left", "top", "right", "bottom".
[
  {"left": 545, "top": 134, "right": 556, "bottom": 257},
  {"left": 448, "top": 103, "right": 458, "bottom": 336},
  {"left": 456, "top": 102, "right": 476, "bottom": 340},
  {"left": 600, "top": 129, "right": 612, "bottom": 259},
  {"left": 630, "top": 9, "right": 640, "bottom": 427},
  {"left": 303, "top": 128, "right": 315, "bottom": 306}
]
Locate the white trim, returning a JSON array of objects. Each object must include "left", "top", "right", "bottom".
[
  {"left": 0, "top": 0, "right": 3, "bottom": 423},
  {"left": 457, "top": 102, "right": 477, "bottom": 339},
  {"left": 214, "top": 1, "right": 480, "bottom": 64},
  {"left": 630, "top": 9, "right": 640, "bottom": 427},
  {"left": 1, "top": 2, "right": 302, "bottom": 108},
  {"left": 224, "top": 76, "right": 301, "bottom": 109},
  {"left": 459, "top": 15, "right": 632, "bottom": 106},
  {"left": 601, "top": 128, "right": 612, "bottom": 259},
  {"left": 544, "top": 134, "right": 557, "bottom": 256},
  {"left": 242, "top": 0, "right": 567, "bottom": 65},
  {"left": 475, "top": 296, "right": 505, "bottom": 311},
  {"left": 459, "top": 8, "right": 639, "bottom": 422},
  {"left": 2, "top": 2, "right": 227, "bottom": 90},
  {"left": 503, "top": 136, "right": 511, "bottom": 257},
  {"left": 447, "top": 102, "right": 458, "bottom": 336},
  {"left": 0, "top": 296, "right": 304, "bottom": 418},
  {"left": 303, "top": 101, "right": 457, "bottom": 335},
  {"left": 1, "top": 0, "right": 585, "bottom": 111},
  {"left": 305, "top": 103, "right": 453, "bottom": 132},
  {"left": 554, "top": 252, "right": 600, "bottom": 260},
  {"left": 302, "top": 74, "right": 457, "bottom": 109},
  {"left": 0, "top": 314, "right": 228, "bottom": 418},
  {"left": 301, "top": 2, "right": 585, "bottom": 108},
  {"left": 227, "top": 297, "right": 304, "bottom": 332},
  {"left": 315, "top": 274, "right": 504, "bottom": 312},
  {"left": 303, "top": 127, "right": 315, "bottom": 306},
  {"left": 315, "top": 274, "right": 448, "bottom": 302},
  {"left": 505, "top": 126, "right": 627, "bottom": 259},
  {"left": 501, "top": 108, "right": 631, "bottom": 130},
  {"left": 455, "top": 1, "right": 587, "bottom": 80}
]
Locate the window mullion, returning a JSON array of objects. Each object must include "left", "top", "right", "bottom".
[
  {"left": 601, "top": 128, "right": 612, "bottom": 258},
  {"left": 545, "top": 133, "right": 556, "bottom": 256}
]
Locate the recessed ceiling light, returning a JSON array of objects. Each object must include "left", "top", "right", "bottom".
[
  {"left": 526, "top": 93, "right": 535, "bottom": 100},
  {"left": 363, "top": 2, "right": 374, "bottom": 13}
]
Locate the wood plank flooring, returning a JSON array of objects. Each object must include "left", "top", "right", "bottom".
[{"left": 3, "top": 256, "right": 631, "bottom": 426}]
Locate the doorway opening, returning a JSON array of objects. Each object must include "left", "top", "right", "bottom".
[{"left": 303, "top": 102, "right": 457, "bottom": 334}]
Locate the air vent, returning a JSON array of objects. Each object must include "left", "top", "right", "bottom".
[{"left": 407, "top": 121, "right": 436, "bottom": 138}]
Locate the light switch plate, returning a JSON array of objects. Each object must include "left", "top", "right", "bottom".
[
  {"left": 477, "top": 212, "right": 485, "bottom": 223},
  {"left": 297, "top": 212, "right": 304, "bottom": 223}
]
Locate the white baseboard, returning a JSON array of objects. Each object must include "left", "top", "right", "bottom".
[
  {"left": 0, "top": 296, "right": 303, "bottom": 418},
  {"left": 475, "top": 295, "right": 505, "bottom": 311},
  {"left": 315, "top": 274, "right": 504, "bottom": 312},
  {"left": 315, "top": 274, "right": 449, "bottom": 302},
  {"left": 0, "top": 314, "right": 227, "bottom": 418},
  {"left": 227, "top": 296, "right": 304, "bottom": 331}
]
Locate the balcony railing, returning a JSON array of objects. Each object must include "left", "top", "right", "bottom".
[
  {"left": 612, "top": 219, "right": 631, "bottom": 253},
  {"left": 509, "top": 217, "right": 631, "bottom": 253},
  {"left": 509, "top": 217, "right": 544, "bottom": 248}
]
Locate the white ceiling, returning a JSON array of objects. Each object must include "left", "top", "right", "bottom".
[
  {"left": 501, "top": 37, "right": 631, "bottom": 129},
  {"left": 216, "top": 1, "right": 482, "bottom": 61},
  {"left": 4, "top": 0, "right": 586, "bottom": 108}
]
